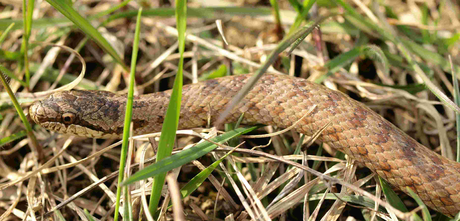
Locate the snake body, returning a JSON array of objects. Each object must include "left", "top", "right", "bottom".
[{"left": 29, "top": 74, "right": 460, "bottom": 216}]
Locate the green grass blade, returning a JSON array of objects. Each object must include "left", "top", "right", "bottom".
[
  {"left": 218, "top": 14, "right": 332, "bottom": 124},
  {"left": 311, "top": 144, "right": 323, "bottom": 170},
  {"left": 445, "top": 33, "right": 460, "bottom": 49},
  {"left": 201, "top": 64, "right": 227, "bottom": 80},
  {"left": 0, "top": 130, "right": 27, "bottom": 146},
  {"left": 325, "top": 46, "right": 362, "bottom": 71},
  {"left": 0, "top": 23, "right": 15, "bottom": 45},
  {"left": 0, "top": 18, "right": 71, "bottom": 31},
  {"left": 91, "top": 0, "right": 131, "bottom": 19},
  {"left": 314, "top": 46, "right": 362, "bottom": 83},
  {"left": 83, "top": 209, "right": 96, "bottom": 221},
  {"left": 334, "top": 0, "right": 383, "bottom": 36},
  {"left": 376, "top": 83, "right": 426, "bottom": 95},
  {"left": 45, "top": 0, "right": 127, "bottom": 71},
  {"left": 420, "top": 4, "right": 432, "bottom": 44},
  {"left": 379, "top": 178, "right": 421, "bottom": 219},
  {"left": 0, "top": 50, "right": 21, "bottom": 61},
  {"left": 361, "top": 44, "right": 389, "bottom": 76},
  {"left": 0, "top": 65, "right": 42, "bottom": 160},
  {"left": 0, "top": 64, "right": 27, "bottom": 87},
  {"left": 397, "top": 41, "right": 460, "bottom": 115},
  {"left": 287, "top": 0, "right": 316, "bottom": 35},
  {"left": 452, "top": 58, "right": 460, "bottom": 162},
  {"left": 113, "top": 8, "right": 142, "bottom": 221},
  {"left": 401, "top": 38, "right": 460, "bottom": 74},
  {"left": 180, "top": 146, "right": 240, "bottom": 199},
  {"left": 0, "top": 7, "right": 272, "bottom": 31},
  {"left": 25, "top": 0, "right": 34, "bottom": 36},
  {"left": 104, "top": 7, "right": 274, "bottom": 25},
  {"left": 148, "top": 0, "right": 187, "bottom": 215},
  {"left": 359, "top": 1, "right": 460, "bottom": 115},
  {"left": 406, "top": 187, "right": 431, "bottom": 221},
  {"left": 308, "top": 193, "right": 386, "bottom": 213},
  {"left": 286, "top": 134, "right": 305, "bottom": 171},
  {"left": 336, "top": 0, "right": 460, "bottom": 75},
  {"left": 53, "top": 210, "right": 66, "bottom": 221},
  {"left": 122, "top": 126, "right": 258, "bottom": 186},
  {"left": 269, "top": 0, "right": 282, "bottom": 29},
  {"left": 21, "top": 0, "right": 34, "bottom": 87},
  {"left": 287, "top": 0, "right": 302, "bottom": 12},
  {"left": 123, "top": 185, "right": 133, "bottom": 221}
]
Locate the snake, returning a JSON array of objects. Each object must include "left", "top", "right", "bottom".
[{"left": 28, "top": 73, "right": 460, "bottom": 216}]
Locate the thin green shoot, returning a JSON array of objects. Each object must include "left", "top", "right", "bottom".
[
  {"left": 148, "top": 0, "right": 187, "bottom": 215},
  {"left": 314, "top": 47, "right": 361, "bottom": 84},
  {"left": 287, "top": 0, "right": 316, "bottom": 35},
  {"left": 337, "top": 0, "right": 460, "bottom": 104},
  {"left": 406, "top": 187, "right": 431, "bottom": 221},
  {"left": 0, "top": 130, "right": 27, "bottom": 147},
  {"left": 361, "top": 44, "right": 389, "bottom": 76},
  {"left": 83, "top": 209, "right": 96, "bottom": 221},
  {"left": 379, "top": 178, "right": 423, "bottom": 221},
  {"left": 0, "top": 7, "right": 275, "bottom": 32},
  {"left": 217, "top": 14, "right": 332, "bottom": 125},
  {"left": 45, "top": 0, "right": 128, "bottom": 71},
  {"left": 113, "top": 7, "right": 142, "bottom": 221},
  {"left": 179, "top": 145, "right": 241, "bottom": 201},
  {"left": 293, "top": 134, "right": 305, "bottom": 155},
  {"left": 451, "top": 56, "right": 460, "bottom": 162},
  {"left": 0, "top": 23, "right": 15, "bottom": 45},
  {"left": 103, "top": 7, "right": 273, "bottom": 26},
  {"left": 122, "top": 126, "right": 258, "bottom": 186},
  {"left": 0, "top": 65, "right": 42, "bottom": 160},
  {"left": 0, "top": 64, "right": 27, "bottom": 87},
  {"left": 123, "top": 184, "right": 133, "bottom": 221},
  {"left": 91, "top": 0, "right": 131, "bottom": 19},
  {"left": 286, "top": 134, "right": 305, "bottom": 171},
  {"left": 378, "top": 14, "right": 460, "bottom": 115},
  {"left": 234, "top": 113, "right": 245, "bottom": 129},
  {"left": 21, "top": 0, "right": 35, "bottom": 88},
  {"left": 286, "top": 0, "right": 302, "bottom": 12},
  {"left": 269, "top": 0, "right": 282, "bottom": 30}
]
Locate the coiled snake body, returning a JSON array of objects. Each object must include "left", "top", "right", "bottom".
[{"left": 29, "top": 74, "right": 460, "bottom": 216}]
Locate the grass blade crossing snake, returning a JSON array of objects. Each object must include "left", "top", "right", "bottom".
[{"left": 29, "top": 73, "right": 460, "bottom": 216}]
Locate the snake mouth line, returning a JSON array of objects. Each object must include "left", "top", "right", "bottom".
[{"left": 39, "top": 121, "right": 119, "bottom": 139}]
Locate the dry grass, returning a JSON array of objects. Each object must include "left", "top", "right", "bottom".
[{"left": 0, "top": 0, "right": 459, "bottom": 220}]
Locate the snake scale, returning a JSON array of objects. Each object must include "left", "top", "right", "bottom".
[{"left": 29, "top": 73, "right": 460, "bottom": 216}]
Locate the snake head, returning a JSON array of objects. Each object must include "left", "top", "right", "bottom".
[{"left": 29, "top": 90, "right": 123, "bottom": 138}]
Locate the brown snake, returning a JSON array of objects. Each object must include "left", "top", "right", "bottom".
[{"left": 29, "top": 73, "right": 460, "bottom": 216}]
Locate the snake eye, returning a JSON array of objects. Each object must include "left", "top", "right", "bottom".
[{"left": 62, "top": 113, "right": 76, "bottom": 124}]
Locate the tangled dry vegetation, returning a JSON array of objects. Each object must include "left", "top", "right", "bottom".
[{"left": 0, "top": 0, "right": 459, "bottom": 220}]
